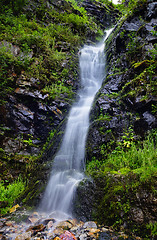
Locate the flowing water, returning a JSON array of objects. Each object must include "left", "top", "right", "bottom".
[{"left": 40, "top": 29, "right": 113, "bottom": 219}]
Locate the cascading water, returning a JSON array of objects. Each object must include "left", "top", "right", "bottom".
[{"left": 40, "top": 29, "right": 113, "bottom": 219}]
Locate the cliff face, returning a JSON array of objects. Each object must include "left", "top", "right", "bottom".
[
  {"left": 87, "top": 0, "right": 157, "bottom": 160},
  {"left": 75, "top": 0, "right": 157, "bottom": 238},
  {"left": 0, "top": 0, "right": 117, "bottom": 210},
  {"left": 0, "top": 0, "right": 157, "bottom": 237}
]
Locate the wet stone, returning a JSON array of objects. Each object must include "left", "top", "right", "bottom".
[
  {"left": 83, "top": 221, "right": 97, "bottom": 229},
  {"left": 27, "top": 216, "right": 39, "bottom": 224},
  {"left": 47, "top": 220, "right": 54, "bottom": 229},
  {"left": 79, "top": 233, "right": 88, "bottom": 240},
  {"left": 0, "top": 215, "right": 141, "bottom": 240},
  {"left": 60, "top": 231, "right": 77, "bottom": 240},
  {"left": 0, "top": 227, "right": 7, "bottom": 234},
  {"left": 26, "top": 224, "right": 46, "bottom": 234},
  {"left": 53, "top": 228, "right": 64, "bottom": 236},
  {"left": 41, "top": 218, "right": 56, "bottom": 225},
  {"left": 15, "top": 231, "right": 32, "bottom": 240},
  {"left": 56, "top": 221, "right": 73, "bottom": 230},
  {"left": 101, "top": 227, "right": 109, "bottom": 232}
]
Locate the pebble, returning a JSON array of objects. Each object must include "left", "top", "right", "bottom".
[
  {"left": 79, "top": 233, "right": 88, "bottom": 240},
  {"left": 15, "top": 231, "right": 32, "bottom": 240},
  {"left": 101, "top": 227, "right": 109, "bottom": 232},
  {"left": 0, "top": 211, "right": 142, "bottom": 240}
]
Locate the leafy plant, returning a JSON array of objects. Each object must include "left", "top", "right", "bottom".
[
  {"left": 0, "top": 0, "right": 27, "bottom": 15},
  {"left": 0, "top": 177, "right": 25, "bottom": 215},
  {"left": 87, "top": 130, "right": 157, "bottom": 181},
  {"left": 43, "top": 82, "right": 73, "bottom": 100},
  {"left": 147, "top": 222, "right": 157, "bottom": 238}
]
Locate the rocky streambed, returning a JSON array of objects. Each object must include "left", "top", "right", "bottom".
[{"left": 0, "top": 210, "right": 141, "bottom": 240}]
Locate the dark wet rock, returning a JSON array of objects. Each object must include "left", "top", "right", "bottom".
[
  {"left": 99, "top": 232, "right": 111, "bottom": 240},
  {"left": 16, "top": 76, "right": 40, "bottom": 89},
  {"left": 15, "top": 87, "right": 49, "bottom": 100},
  {"left": 143, "top": 111, "right": 157, "bottom": 128},
  {"left": 123, "top": 21, "right": 142, "bottom": 31},
  {"left": 73, "top": 179, "right": 96, "bottom": 222},
  {"left": 146, "top": 2, "right": 157, "bottom": 19},
  {"left": 56, "top": 221, "right": 73, "bottom": 230},
  {"left": 134, "top": 119, "right": 148, "bottom": 136},
  {"left": 26, "top": 223, "right": 45, "bottom": 234},
  {"left": 82, "top": 0, "right": 118, "bottom": 29},
  {"left": 41, "top": 218, "right": 56, "bottom": 226}
]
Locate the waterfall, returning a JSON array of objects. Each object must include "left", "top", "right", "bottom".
[{"left": 39, "top": 29, "right": 113, "bottom": 219}]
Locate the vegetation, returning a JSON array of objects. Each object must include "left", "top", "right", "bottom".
[
  {"left": 85, "top": 0, "right": 157, "bottom": 238},
  {"left": 116, "top": 0, "right": 147, "bottom": 16},
  {"left": 0, "top": 177, "right": 25, "bottom": 215},
  {"left": 0, "top": 0, "right": 156, "bottom": 238},
  {"left": 87, "top": 130, "right": 157, "bottom": 181},
  {"left": 0, "top": 0, "right": 104, "bottom": 214},
  {"left": 86, "top": 131, "right": 157, "bottom": 238},
  {"left": 0, "top": 0, "right": 101, "bottom": 103}
]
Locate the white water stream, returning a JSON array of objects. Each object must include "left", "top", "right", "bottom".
[{"left": 40, "top": 29, "right": 113, "bottom": 219}]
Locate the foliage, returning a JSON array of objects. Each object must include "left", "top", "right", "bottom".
[
  {"left": 147, "top": 222, "right": 157, "bottom": 239},
  {"left": 0, "top": 42, "right": 32, "bottom": 100},
  {"left": 87, "top": 130, "right": 157, "bottom": 181},
  {"left": 86, "top": 130, "right": 157, "bottom": 237},
  {"left": 65, "top": 0, "right": 87, "bottom": 15},
  {"left": 0, "top": 0, "right": 105, "bottom": 207},
  {"left": 95, "top": 0, "right": 114, "bottom": 8},
  {"left": 0, "top": 0, "right": 27, "bottom": 15},
  {"left": 0, "top": 177, "right": 25, "bottom": 215},
  {"left": 41, "top": 129, "right": 57, "bottom": 154},
  {"left": 85, "top": 0, "right": 157, "bottom": 238},
  {"left": 116, "top": 0, "right": 147, "bottom": 16},
  {"left": 0, "top": 0, "right": 102, "bottom": 104},
  {"left": 120, "top": 43, "right": 157, "bottom": 104},
  {"left": 43, "top": 82, "right": 73, "bottom": 100}
]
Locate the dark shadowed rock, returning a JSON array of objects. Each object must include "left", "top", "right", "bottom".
[
  {"left": 146, "top": 2, "right": 157, "bottom": 19},
  {"left": 143, "top": 111, "right": 157, "bottom": 128}
]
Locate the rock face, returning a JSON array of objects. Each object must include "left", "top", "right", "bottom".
[
  {"left": 0, "top": 61, "right": 72, "bottom": 182},
  {"left": 0, "top": 0, "right": 83, "bottom": 209},
  {"left": 82, "top": 0, "right": 119, "bottom": 29},
  {"left": 74, "top": 0, "right": 157, "bottom": 237},
  {"left": 0, "top": 0, "right": 118, "bottom": 208},
  {"left": 0, "top": 0, "right": 156, "bottom": 238},
  {"left": 86, "top": 0, "right": 157, "bottom": 161}
]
